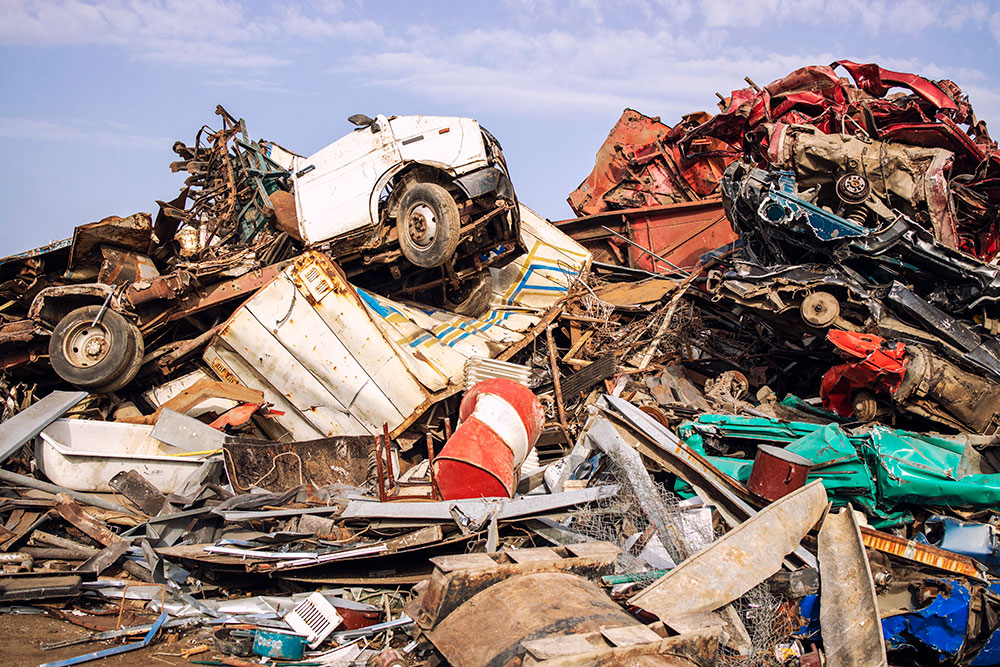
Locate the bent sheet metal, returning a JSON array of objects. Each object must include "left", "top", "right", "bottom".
[{"left": 203, "top": 204, "right": 590, "bottom": 441}]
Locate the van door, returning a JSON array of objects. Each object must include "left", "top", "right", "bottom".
[{"left": 291, "top": 115, "right": 401, "bottom": 245}]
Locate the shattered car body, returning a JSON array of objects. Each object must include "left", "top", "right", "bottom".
[
  {"left": 0, "top": 108, "right": 529, "bottom": 393},
  {"left": 0, "top": 212, "right": 288, "bottom": 392},
  {"left": 686, "top": 59, "right": 998, "bottom": 261},
  {"left": 705, "top": 262, "right": 882, "bottom": 332},
  {"left": 821, "top": 330, "right": 1000, "bottom": 433},
  {"left": 568, "top": 108, "right": 731, "bottom": 216},
  {"left": 721, "top": 162, "right": 1000, "bottom": 322}
]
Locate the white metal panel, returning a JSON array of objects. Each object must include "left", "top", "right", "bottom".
[
  {"left": 219, "top": 301, "right": 371, "bottom": 436},
  {"left": 204, "top": 206, "right": 593, "bottom": 441},
  {"left": 390, "top": 116, "right": 488, "bottom": 174},
  {"left": 243, "top": 274, "right": 411, "bottom": 431},
  {"left": 203, "top": 343, "right": 324, "bottom": 442},
  {"left": 293, "top": 115, "right": 401, "bottom": 245}
]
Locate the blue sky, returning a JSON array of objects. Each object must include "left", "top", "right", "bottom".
[{"left": 1, "top": 0, "right": 998, "bottom": 255}]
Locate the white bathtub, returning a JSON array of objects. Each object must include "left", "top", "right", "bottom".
[{"left": 35, "top": 419, "right": 217, "bottom": 493}]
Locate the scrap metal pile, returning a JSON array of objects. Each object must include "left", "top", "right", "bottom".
[{"left": 1, "top": 60, "right": 999, "bottom": 666}]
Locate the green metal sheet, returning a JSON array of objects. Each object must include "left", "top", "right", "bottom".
[{"left": 677, "top": 414, "right": 1000, "bottom": 514}]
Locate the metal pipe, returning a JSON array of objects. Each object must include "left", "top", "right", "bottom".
[
  {"left": 545, "top": 325, "right": 568, "bottom": 430},
  {"left": 20, "top": 547, "right": 90, "bottom": 561},
  {"left": 0, "top": 469, "right": 137, "bottom": 515},
  {"left": 599, "top": 225, "right": 688, "bottom": 275},
  {"left": 31, "top": 530, "right": 100, "bottom": 554},
  {"left": 0, "top": 552, "right": 33, "bottom": 571}
]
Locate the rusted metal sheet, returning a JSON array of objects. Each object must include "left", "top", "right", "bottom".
[
  {"left": 411, "top": 542, "right": 620, "bottom": 631},
  {"left": 569, "top": 109, "right": 732, "bottom": 217},
  {"left": 627, "top": 480, "right": 826, "bottom": 620},
  {"left": 818, "top": 508, "right": 888, "bottom": 667},
  {"left": 521, "top": 628, "right": 720, "bottom": 666},
  {"left": 555, "top": 198, "right": 735, "bottom": 273},
  {"left": 859, "top": 525, "right": 986, "bottom": 579},
  {"left": 67, "top": 212, "right": 153, "bottom": 269},
  {"left": 97, "top": 248, "right": 159, "bottom": 285},
  {"left": 424, "top": 571, "right": 645, "bottom": 667},
  {"left": 167, "top": 262, "right": 289, "bottom": 320},
  {"left": 222, "top": 435, "right": 375, "bottom": 492}
]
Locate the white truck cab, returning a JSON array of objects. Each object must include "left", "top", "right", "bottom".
[{"left": 264, "top": 114, "right": 523, "bottom": 315}]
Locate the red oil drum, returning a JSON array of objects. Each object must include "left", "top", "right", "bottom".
[{"left": 747, "top": 444, "right": 814, "bottom": 501}]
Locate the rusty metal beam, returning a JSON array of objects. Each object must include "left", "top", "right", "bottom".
[{"left": 859, "top": 525, "right": 986, "bottom": 580}]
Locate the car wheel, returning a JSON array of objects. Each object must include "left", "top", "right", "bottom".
[
  {"left": 444, "top": 270, "right": 494, "bottom": 317},
  {"left": 398, "top": 182, "right": 461, "bottom": 268},
  {"left": 48, "top": 306, "right": 144, "bottom": 391}
]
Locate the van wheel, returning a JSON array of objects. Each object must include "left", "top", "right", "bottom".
[
  {"left": 444, "top": 271, "right": 494, "bottom": 317},
  {"left": 398, "top": 182, "right": 461, "bottom": 268},
  {"left": 48, "top": 306, "right": 144, "bottom": 391}
]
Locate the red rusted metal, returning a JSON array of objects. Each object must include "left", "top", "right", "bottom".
[
  {"left": 208, "top": 402, "right": 262, "bottom": 430},
  {"left": 382, "top": 422, "right": 395, "bottom": 488},
  {"left": 374, "top": 430, "right": 387, "bottom": 503},
  {"left": 821, "top": 331, "right": 908, "bottom": 417},
  {"left": 683, "top": 60, "right": 1000, "bottom": 260},
  {"left": 568, "top": 109, "right": 733, "bottom": 217},
  {"left": 554, "top": 198, "right": 736, "bottom": 273},
  {"left": 433, "top": 379, "right": 544, "bottom": 500},
  {"left": 747, "top": 444, "right": 813, "bottom": 501}
]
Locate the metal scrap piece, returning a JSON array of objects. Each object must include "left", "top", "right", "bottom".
[
  {"left": 627, "top": 480, "right": 826, "bottom": 620},
  {"left": 0, "top": 390, "right": 87, "bottom": 465},
  {"left": 818, "top": 508, "right": 888, "bottom": 667},
  {"left": 340, "top": 485, "right": 620, "bottom": 521},
  {"left": 860, "top": 525, "right": 986, "bottom": 580}
]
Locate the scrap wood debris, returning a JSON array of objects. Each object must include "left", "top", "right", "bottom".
[{"left": 1, "top": 59, "right": 1000, "bottom": 666}]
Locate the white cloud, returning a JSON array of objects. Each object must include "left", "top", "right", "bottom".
[
  {"left": 0, "top": 116, "right": 171, "bottom": 149},
  {"left": 0, "top": 0, "right": 387, "bottom": 70}
]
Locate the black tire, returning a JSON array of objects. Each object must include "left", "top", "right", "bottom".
[
  {"left": 444, "top": 270, "right": 494, "bottom": 317},
  {"left": 48, "top": 306, "right": 143, "bottom": 391},
  {"left": 397, "top": 182, "right": 461, "bottom": 268},
  {"left": 94, "top": 321, "right": 144, "bottom": 393}
]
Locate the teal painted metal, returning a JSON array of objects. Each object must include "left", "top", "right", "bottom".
[
  {"left": 253, "top": 628, "right": 308, "bottom": 660},
  {"left": 678, "top": 414, "right": 1000, "bottom": 514}
]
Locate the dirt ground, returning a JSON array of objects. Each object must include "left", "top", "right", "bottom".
[{"left": 0, "top": 612, "right": 213, "bottom": 667}]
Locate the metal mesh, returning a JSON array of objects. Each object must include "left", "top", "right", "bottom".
[
  {"left": 568, "top": 467, "right": 712, "bottom": 576},
  {"left": 568, "top": 467, "right": 791, "bottom": 666},
  {"left": 719, "top": 582, "right": 794, "bottom": 667}
]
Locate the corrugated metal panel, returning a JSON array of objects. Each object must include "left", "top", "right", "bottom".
[
  {"left": 463, "top": 358, "right": 533, "bottom": 391},
  {"left": 204, "top": 205, "right": 590, "bottom": 441}
]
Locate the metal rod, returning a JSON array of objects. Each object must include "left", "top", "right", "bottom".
[
  {"left": 374, "top": 434, "right": 387, "bottom": 503},
  {"left": 382, "top": 423, "right": 395, "bottom": 488},
  {"left": 599, "top": 225, "right": 688, "bottom": 275},
  {"left": 545, "top": 325, "right": 569, "bottom": 430},
  {"left": 91, "top": 288, "right": 115, "bottom": 327},
  {"left": 427, "top": 430, "right": 437, "bottom": 500},
  {"left": 0, "top": 469, "right": 137, "bottom": 515}
]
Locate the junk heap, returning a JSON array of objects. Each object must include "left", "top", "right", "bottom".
[{"left": 1, "top": 60, "right": 999, "bottom": 667}]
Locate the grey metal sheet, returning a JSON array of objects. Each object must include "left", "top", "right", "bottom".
[
  {"left": 341, "top": 485, "right": 620, "bottom": 521},
  {"left": 151, "top": 409, "right": 225, "bottom": 452},
  {"left": 0, "top": 390, "right": 87, "bottom": 464}
]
